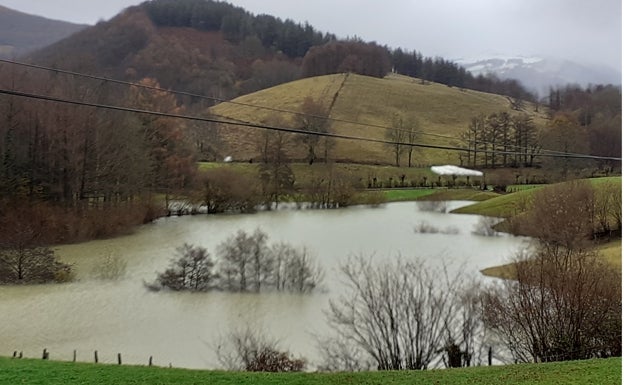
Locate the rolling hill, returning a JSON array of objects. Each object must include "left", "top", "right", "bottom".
[
  {"left": 0, "top": 6, "right": 87, "bottom": 59},
  {"left": 210, "top": 72, "right": 550, "bottom": 165}
]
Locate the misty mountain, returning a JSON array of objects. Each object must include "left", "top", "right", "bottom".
[
  {"left": 456, "top": 56, "right": 622, "bottom": 97},
  {"left": 0, "top": 5, "right": 87, "bottom": 59}
]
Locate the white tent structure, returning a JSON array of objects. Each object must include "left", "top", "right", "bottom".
[{"left": 430, "top": 165, "right": 483, "bottom": 177}]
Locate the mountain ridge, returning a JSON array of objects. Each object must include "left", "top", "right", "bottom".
[
  {"left": 0, "top": 5, "right": 87, "bottom": 59},
  {"left": 455, "top": 55, "right": 622, "bottom": 97}
]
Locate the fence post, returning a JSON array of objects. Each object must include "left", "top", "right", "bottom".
[
  {"left": 73, "top": 350, "right": 77, "bottom": 362},
  {"left": 42, "top": 349, "right": 49, "bottom": 360},
  {"left": 488, "top": 346, "right": 492, "bottom": 366},
  {"left": 117, "top": 353, "right": 122, "bottom": 365},
  {"left": 94, "top": 350, "right": 98, "bottom": 364},
  {"left": 148, "top": 356, "right": 153, "bottom": 367}
]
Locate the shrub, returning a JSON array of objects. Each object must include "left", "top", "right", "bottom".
[
  {"left": 246, "top": 349, "right": 305, "bottom": 372},
  {"left": 198, "top": 168, "right": 260, "bottom": 213},
  {"left": 215, "top": 326, "right": 305, "bottom": 372}
]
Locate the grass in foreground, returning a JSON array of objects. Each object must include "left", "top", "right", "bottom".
[{"left": 0, "top": 357, "right": 620, "bottom": 385}]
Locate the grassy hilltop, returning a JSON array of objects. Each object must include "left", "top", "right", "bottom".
[{"left": 211, "top": 73, "right": 549, "bottom": 165}]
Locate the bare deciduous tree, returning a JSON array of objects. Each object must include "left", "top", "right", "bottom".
[
  {"left": 405, "top": 116, "right": 421, "bottom": 168},
  {"left": 258, "top": 130, "right": 295, "bottom": 209},
  {"left": 217, "top": 230, "right": 256, "bottom": 292},
  {"left": 325, "top": 256, "right": 469, "bottom": 370},
  {"left": 216, "top": 229, "right": 324, "bottom": 293},
  {"left": 298, "top": 97, "right": 330, "bottom": 164},
  {"left": 482, "top": 179, "right": 621, "bottom": 363},
  {"left": 522, "top": 179, "right": 595, "bottom": 250},
  {"left": 387, "top": 113, "right": 407, "bottom": 167},
  {"left": 482, "top": 246, "right": 621, "bottom": 363}
]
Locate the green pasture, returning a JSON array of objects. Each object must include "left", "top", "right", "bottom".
[{"left": 0, "top": 357, "right": 619, "bottom": 385}]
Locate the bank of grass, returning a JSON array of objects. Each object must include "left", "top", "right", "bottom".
[
  {"left": 374, "top": 188, "right": 499, "bottom": 203},
  {"left": 453, "top": 176, "right": 622, "bottom": 218},
  {"left": 0, "top": 357, "right": 619, "bottom": 385},
  {"left": 414, "top": 188, "right": 499, "bottom": 202},
  {"left": 459, "top": 177, "right": 622, "bottom": 278},
  {"left": 481, "top": 239, "right": 622, "bottom": 279},
  {"left": 450, "top": 187, "right": 539, "bottom": 217},
  {"left": 382, "top": 189, "right": 436, "bottom": 201}
]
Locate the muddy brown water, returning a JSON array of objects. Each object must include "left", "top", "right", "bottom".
[{"left": 0, "top": 201, "right": 528, "bottom": 369}]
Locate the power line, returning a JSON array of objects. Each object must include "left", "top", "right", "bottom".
[
  {"left": 1, "top": 87, "right": 620, "bottom": 161},
  {"left": 0, "top": 58, "right": 610, "bottom": 160},
  {"left": 0, "top": 58, "right": 563, "bottom": 157},
  {"left": 0, "top": 88, "right": 468, "bottom": 152}
]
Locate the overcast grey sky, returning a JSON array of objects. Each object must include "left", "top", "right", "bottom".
[{"left": 1, "top": 0, "right": 621, "bottom": 70}]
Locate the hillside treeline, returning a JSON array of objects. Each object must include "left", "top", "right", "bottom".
[
  {"left": 27, "top": 0, "right": 537, "bottom": 102},
  {"left": 0, "top": 68, "right": 197, "bottom": 243},
  {"left": 391, "top": 49, "right": 535, "bottom": 100},
  {"left": 143, "top": 0, "right": 334, "bottom": 58},
  {"left": 458, "top": 84, "right": 621, "bottom": 173},
  {"left": 141, "top": 0, "right": 536, "bottom": 99},
  {"left": 547, "top": 84, "right": 621, "bottom": 168},
  {"left": 0, "top": 62, "right": 368, "bottom": 245}
]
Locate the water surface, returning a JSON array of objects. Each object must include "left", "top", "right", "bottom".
[{"left": 0, "top": 201, "right": 528, "bottom": 368}]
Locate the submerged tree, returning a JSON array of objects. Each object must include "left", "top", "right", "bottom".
[
  {"left": 152, "top": 229, "right": 324, "bottom": 293},
  {"left": 217, "top": 229, "right": 324, "bottom": 293},
  {"left": 217, "top": 229, "right": 270, "bottom": 292},
  {"left": 272, "top": 243, "right": 324, "bottom": 293},
  {"left": 0, "top": 246, "right": 71, "bottom": 284},
  {"left": 0, "top": 209, "right": 72, "bottom": 284},
  {"left": 152, "top": 244, "right": 216, "bottom": 291}
]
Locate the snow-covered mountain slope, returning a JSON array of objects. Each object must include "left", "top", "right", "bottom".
[{"left": 455, "top": 55, "right": 621, "bottom": 96}]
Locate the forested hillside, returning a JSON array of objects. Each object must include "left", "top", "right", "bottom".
[{"left": 26, "top": 0, "right": 534, "bottom": 102}]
